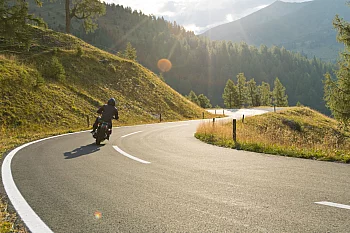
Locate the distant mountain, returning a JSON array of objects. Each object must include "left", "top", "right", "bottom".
[{"left": 202, "top": 0, "right": 350, "bottom": 62}]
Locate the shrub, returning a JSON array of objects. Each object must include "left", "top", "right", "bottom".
[
  {"left": 35, "top": 74, "right": 45, "bottom": 87},
  {"left": 43, "top": 56, "right": 66, "bottom": 81},
  {"left": 76, "top": 46, "right": 84, "bottom": 57}
]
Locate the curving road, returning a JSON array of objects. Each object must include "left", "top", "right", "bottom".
[{"left": 2, "top": 109, "right": 350, "bottom": 232}]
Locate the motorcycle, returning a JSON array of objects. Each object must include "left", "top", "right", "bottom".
[{"left": 93, "top": 120, "right": 111, "bottom": 145}]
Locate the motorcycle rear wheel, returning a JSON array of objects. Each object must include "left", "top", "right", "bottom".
[{"left": 96, "top": 129, "right": 104, "bottom": 145}]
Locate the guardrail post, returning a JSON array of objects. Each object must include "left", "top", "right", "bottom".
[
  {"left": 233, "top": 119, "right": 237, "bottom": 142},
  {"left": 87, "top": 115, "right": 90, "bottom": 127}
]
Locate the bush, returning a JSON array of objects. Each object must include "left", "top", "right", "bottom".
[
  {"left": 43, "top": 56, "right": 66, "bottom": 81},
  {"left": 76, "top": 46, "right": 84, "bottom": 57},
  {"left": 35, "top": 74, "right": 45, "bottom": 87}
]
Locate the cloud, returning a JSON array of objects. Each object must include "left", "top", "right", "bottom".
[{"left": 160, "top": 1, "right": 178, "bottom": 12}]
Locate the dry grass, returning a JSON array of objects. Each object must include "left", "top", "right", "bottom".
[
  {"left": 196, "top": 107, "right": 350, "bottom": 162},
  {"left": 0, "top": 198, "right": 28, "bottom": 233}
]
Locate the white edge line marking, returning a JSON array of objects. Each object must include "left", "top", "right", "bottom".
[
  {"left": 2, "top": 131, "right": 88, "bottom": 233},
  {"left": 113, "top": 146, "right": 151, "bottom": 164},
  {"left": 315, "top": 201, "right": 350, "bottom": 210},
  {"left": 121, "top": 131, "right": 143, "bottom": 138}
]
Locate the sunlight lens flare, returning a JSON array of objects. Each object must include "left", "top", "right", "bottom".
[
  {"left": 94, "top": 211, "right": 102, "bottom": 219},
  {"left": 157, "top": 59, "right": 172, "bottom": 73}
]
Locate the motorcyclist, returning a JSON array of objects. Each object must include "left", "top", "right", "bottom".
[{"left": 91, "top": 98, "right": 119, "bottom": 139}]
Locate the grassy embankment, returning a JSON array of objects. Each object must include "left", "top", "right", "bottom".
[
  {"left": 195, "top": 107, "right": 350, "bottom": 163},
  {"left": 0, "top": 27, "right": 215, "bottom": 155},
  {"left": 0, "top": 27, "right": 214, "bottom": 232}
]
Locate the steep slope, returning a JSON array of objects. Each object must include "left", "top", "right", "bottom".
[
  {"left": 202, "top": 0, "right": 350, "bottom": 62},
  {"left": 0, "top": 27, "right": 208, "bottom": 147}
]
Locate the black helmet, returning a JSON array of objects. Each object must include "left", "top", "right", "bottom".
[{"left": 107, "top": 98, "right": 116, "bottom": 106}]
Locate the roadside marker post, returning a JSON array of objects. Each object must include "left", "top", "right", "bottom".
[{"left": 233, "top": 119, "right": 237, "bottom": 142}]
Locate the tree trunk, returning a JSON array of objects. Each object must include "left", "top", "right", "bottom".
[{"left": 65, "top": 0, "right": 70, "bottom": 33}]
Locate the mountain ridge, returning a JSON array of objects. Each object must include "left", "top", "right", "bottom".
[
  {"left": 208, "top": 0, "right": 312, "bottom": 35},
  {"left": 201, "top": 0, "right": 350, "bottom": 62}
]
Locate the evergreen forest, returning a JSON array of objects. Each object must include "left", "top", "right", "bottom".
[{"left": 28, "top": 1, "right": 334, "bottom": 113}]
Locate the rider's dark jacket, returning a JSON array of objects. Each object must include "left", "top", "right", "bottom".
[{"left": 97, "top": 104, "right": 119, "bottom": 123}]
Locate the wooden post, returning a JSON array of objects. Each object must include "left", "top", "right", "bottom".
[
  {"left": 274, "top": 105, "right": 276, "bottom": 113},
  {"left": 223, "top": 109, "right": 225, "bottom": 116},
  {"left": 212, "top": 118, "right": 215, "bottom": 126},
  {"left": 160, "top": 113, "right": 162, "bottom": 122},
  {"left": 202, "top": 112, "right": 204, "bottom": 119},
  {"left": 215, "top": 109, "right": 216, "bottom": 114},
  {"left": 233, "top": 119, "right": 237, "bottom": 142},
  {"left": 86, "top": 115, "right": 90, "bottom": 127},
  {"left": 242, "top": 114, "right": 245, "bottom": 123}
]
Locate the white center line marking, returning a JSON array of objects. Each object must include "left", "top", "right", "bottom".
[
  {"left": 113, "top": 145, "right": 151, "bottom": 164},
  {"left": 121, "top": 131, "right": 143, "bottom": 138},
  {"left": 315, "top": 201, "right": 350, "bottom": 210}
]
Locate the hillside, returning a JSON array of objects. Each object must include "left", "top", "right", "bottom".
[
  {"left": 202, "top": 0, "right": 350, "bottom": 63},
  {"left": 196, "top": 107, "right": 350, "bottom": 163},
  {"left": 0, "top": 26, "right": 209, "bottom": 154},
  {"left": 27, "top": 1, "right": 334, "bottom": 114}
]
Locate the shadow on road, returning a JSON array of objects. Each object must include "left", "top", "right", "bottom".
[{"left": 64, "top": 143, "right": 104, "bottom": 159}]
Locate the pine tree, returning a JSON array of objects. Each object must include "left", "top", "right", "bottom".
[
  {"left": 247, "top": 79, "right": 260, "bottom": 107},
  {"left": 273, "top": 77, "right": 288, "bottom": 107},
  {"left": 187, "top": 90, "right": 200, "bottom": 106},
  {"left": 324, "top": 9, "right": 350, "bottom": 127},
  {"left": 0, "top": 0, "right": 45, "bottom": 49},
  {"left": 222, "top": 79, "right": 238, "bottom": 108},
  {"left": 198, "top": 94, "right": 212, "bottom": 108},
  {"left": 260, "top": 82, "right": 272, "bottom": 106},
  {"left": 124, "top": 42, "right": 137, "bottom": 61},
  {"left": 236, "top": 73, "right": 247, "bottom": 107}
]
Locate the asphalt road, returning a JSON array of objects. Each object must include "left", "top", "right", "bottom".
[{"left": 4, "top": 110, "right": 350, "bottom": 232}]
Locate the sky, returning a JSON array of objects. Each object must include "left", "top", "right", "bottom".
[{"left": 104, "top": 0, "right": 311, "bottom": 34}]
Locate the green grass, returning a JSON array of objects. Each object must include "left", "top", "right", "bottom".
[{"left": 195, "top": 107, "right": 350, "bottom": 163}]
